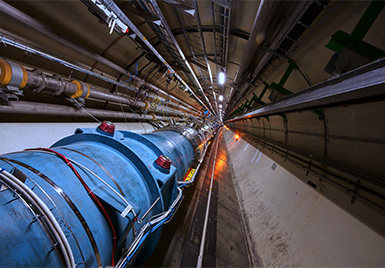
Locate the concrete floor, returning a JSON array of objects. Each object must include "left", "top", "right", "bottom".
[
  {"left": 142, "top": 129, "right": 252, "bottom": 267},
  {"left": 143, "top": 128, "right": 385, "bottom": 267},
  {"left": 223, "top": 129, "right": 385, "bottom": 267}
]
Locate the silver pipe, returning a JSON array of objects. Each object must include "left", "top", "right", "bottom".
[
  {"left": 27, "top": 71, "right": 78, "bottom": 96},
  {"left": 0, "top": 1, "right": 201, "bottom": 115},
  {"left": 96, "top": 0, "right": 210, "bottom": 114},
  {"left": 155, "top": 95, "right": 198, "bottom": 115},
  {"left": 0, "top": 57, "right": 192, "bottom": 118},
  {"left": 232, "top": 0, "right": 279, "bottom": 88},
  {"left": 88, "top": 90, "right": 145, "bottom": 108},
  {"left": 226, "top": 59, "right": 385, "bottom": 122},
  {"left": 149, "top": 0, "right": 216, "bottom": 116},
  {"left": 229, "top": 1, "right": 312, "bottom": 109},
  {"left": 140, "top": 197, "right": 161, "bottom": 222},
  {"left": 250, "top": 1, "right": 313, "bottom": 81},
  {"left": 115, "top": 187, "right": 183, "bottom": 268},
  {"left": 0, "top": 101, "right": 174, "bottom": 121},
  {"left": 0, "top": 0, "right": 130, "bottom": 80},
  {"left": 89, "top": 90, "right": 188, "bottom": 117},
  {"left": 192, "top": 0, "right": 215, "bottom": 104},
  {"left": 27, "top": 70, "right": 190, "bottom": 117}
]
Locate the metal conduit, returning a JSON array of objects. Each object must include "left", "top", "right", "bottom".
[
  {"left": 237, "top": 130, "right": 385, "bottom": 212},
  {"left": 0, "top": 0, "right": 201, "bottom": 115},
  {"left": 232, "top": 0, "right": 278, "bottom": 89},
  {"left": 27, "top": 71, "right": 189, "bottom": 117},
  {"left": 90, "top": 0, "right": 212, "bottom": 115},
  {"left": 0, "top": 101, "right": 176, "bottom": 121},
  {"left": 228, "top": 1, "right": 310, "bottom": 111},
  {"left": 238, "top": 1, "right": 313, "bottom": 101},
  {"left": 88, "top": 90, "right": 144, "bottom": 108},
  {"left": 89, "top": 91, "right": 191, "bottom": 117},
  {"left": 226, "top": 58, "right": 385, "bottom": 122},
  {"left": 0, "top": 58, "right": 193, "bottom": 118},
  {"left": 29, "top": 70, "right": 191, "bottom": 116}
]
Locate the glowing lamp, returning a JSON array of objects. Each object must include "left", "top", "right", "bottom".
[{"left": 218, "top": 72, "right": 225, "bottom": 85}]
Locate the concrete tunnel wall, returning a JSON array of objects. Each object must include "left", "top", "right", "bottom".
[
  {"left": 0, "top": 122, "right": 156, "bottom": 155},
  {"left": 240, "top": 0, "right": 385, "bottom": 106},
  {"left": 228, "top": 100, "right": 385, "bottom": 177},
  {"left": 223, "top": 129, "right": 385, "bottom": 267}
]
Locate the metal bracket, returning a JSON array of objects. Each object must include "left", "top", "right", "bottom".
[{"left": 0, "top": 89, "right": 22, "bottom": 102}]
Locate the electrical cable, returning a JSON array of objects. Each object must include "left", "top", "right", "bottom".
[
  {"left": 0, "top": 169, "right": 75, "bottom": 267},
  {"left": 144, "top": 65, "right": 158, "bottom": 81},
  {"left": 65, "top": 156, "right": 138, "bottom": 220},
  {"left": 70, "top": 97, "right": 102, "bottom": 123},
  {"left": 25, "top": 148, "right": 117, "bottom": 266},
  {"left": 147, "top": 65, "right": 159, "bottom": 83},
  {"left": 116, "top": 187, "right": 183, "bottom": 268},
  {"left": 297, "top": 66, "right": 313, "bottom": 86},
  {"left": 0, "top": 34, "right": 137, "bottom": 94},
  {"left": 120, "top": 63, "right": 138, "bottom": 88},
  {"left": 1, "top": 159, "right": 87, "bottom": 266}
]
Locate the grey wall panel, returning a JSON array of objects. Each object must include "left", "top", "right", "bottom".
[
  {"left": 326, "top": 101, "right": 385, "bottom": 176},
  {"left": 287, "top": 112, "right": 325, "bottom": 155},
  {"left": 268, "top": 115, "right": 285, "bottom": 144}
]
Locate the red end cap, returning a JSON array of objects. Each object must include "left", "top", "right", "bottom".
[
  {"left": 155, "top": 155, "right": 172, "bottom": 169},
  {"left": 98, "top": 121, "right": 115, "bottom": 134}
]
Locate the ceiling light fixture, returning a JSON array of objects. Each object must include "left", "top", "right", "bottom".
[
  {"left": 218, "top": 95, "right": 224, "bottom": 101},
  {"left": 218, "top": 72, "right": 225, "bottom": 85},
  {"left": 219, "top": 104, "right": 222, "bottom": 108}
]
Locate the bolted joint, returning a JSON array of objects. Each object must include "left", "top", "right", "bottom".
[
  {"left": 155, "top": 155, "right": 172, "bottom": 170},
  {"left": 97, "top": 121, "right": 115, "bottom": 135}
]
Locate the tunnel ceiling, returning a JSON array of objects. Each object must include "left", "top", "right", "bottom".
[{"left": 0, "top": 0, "right": 384, "bottom": 123}]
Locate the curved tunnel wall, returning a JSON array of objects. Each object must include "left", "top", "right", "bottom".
[
  {"left": 227, "top": 99, "right": 385, "bottom": 240},
  {"left": 223, "top": 129, "right": 385, "bottom": 266},
  {"left": 228, "top": 100, "right": 385, "bottom": 179}
]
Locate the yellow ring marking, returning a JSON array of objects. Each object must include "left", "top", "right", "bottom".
[
  {"left": 70, "top": 80, "right": 83, "bottom": 98},
  {"left": 0, "top": 59, "right": 12, "bottom": 87},
  {"left": 19, "top": 64, "right": 28, "bottom": 89},
  {"left": 142, "top": 100, "right": 149, "bottom": 110},
  {"left": 85, "top": 83, "right": 90, "bottom": 99}
]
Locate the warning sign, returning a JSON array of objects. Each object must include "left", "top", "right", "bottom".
[{"left": 184, "top": 168, "right": 196, "bottom": 181}]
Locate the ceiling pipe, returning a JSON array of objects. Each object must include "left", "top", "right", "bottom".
[
  {"left": 229, "top": 0, "right": 279, "bottom": 101},
  {"left": 0, "top": 0, "right": 126, "bottom": 76},
  {"left": 90, "top": 0, "right": 213, "bottom": 116},
  {"left": 88, "top": 90, "right": 190, "bottom": 117},
  {"left": 27, "top": 71, "right": 190, "bottom": 117},
  {"left": 237, "top": 1, "right": 313, "bottom": 101},
  {"left": 192, "top": 0, "right": 215, "bottom": 102},
  {"left": 0, "top": 0, "right": 200, "bottom": 115},
  {"left": 226, "top": 58, "right": 385, "bottom": 122},
  {"left": 0, "top": 58, "right": 193, "bottom": 118},
  {"left": 149, "top": 0, "right": 217, "bottom": 116},
  {"left": 0, "top": 33, "right": 200, "bottom": 117},
  {"left": 0, "top": 101, "right": 176, "bottom": 121},
  {"left": 227, "top": 1, "right": 312, "bottom": 114}
]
